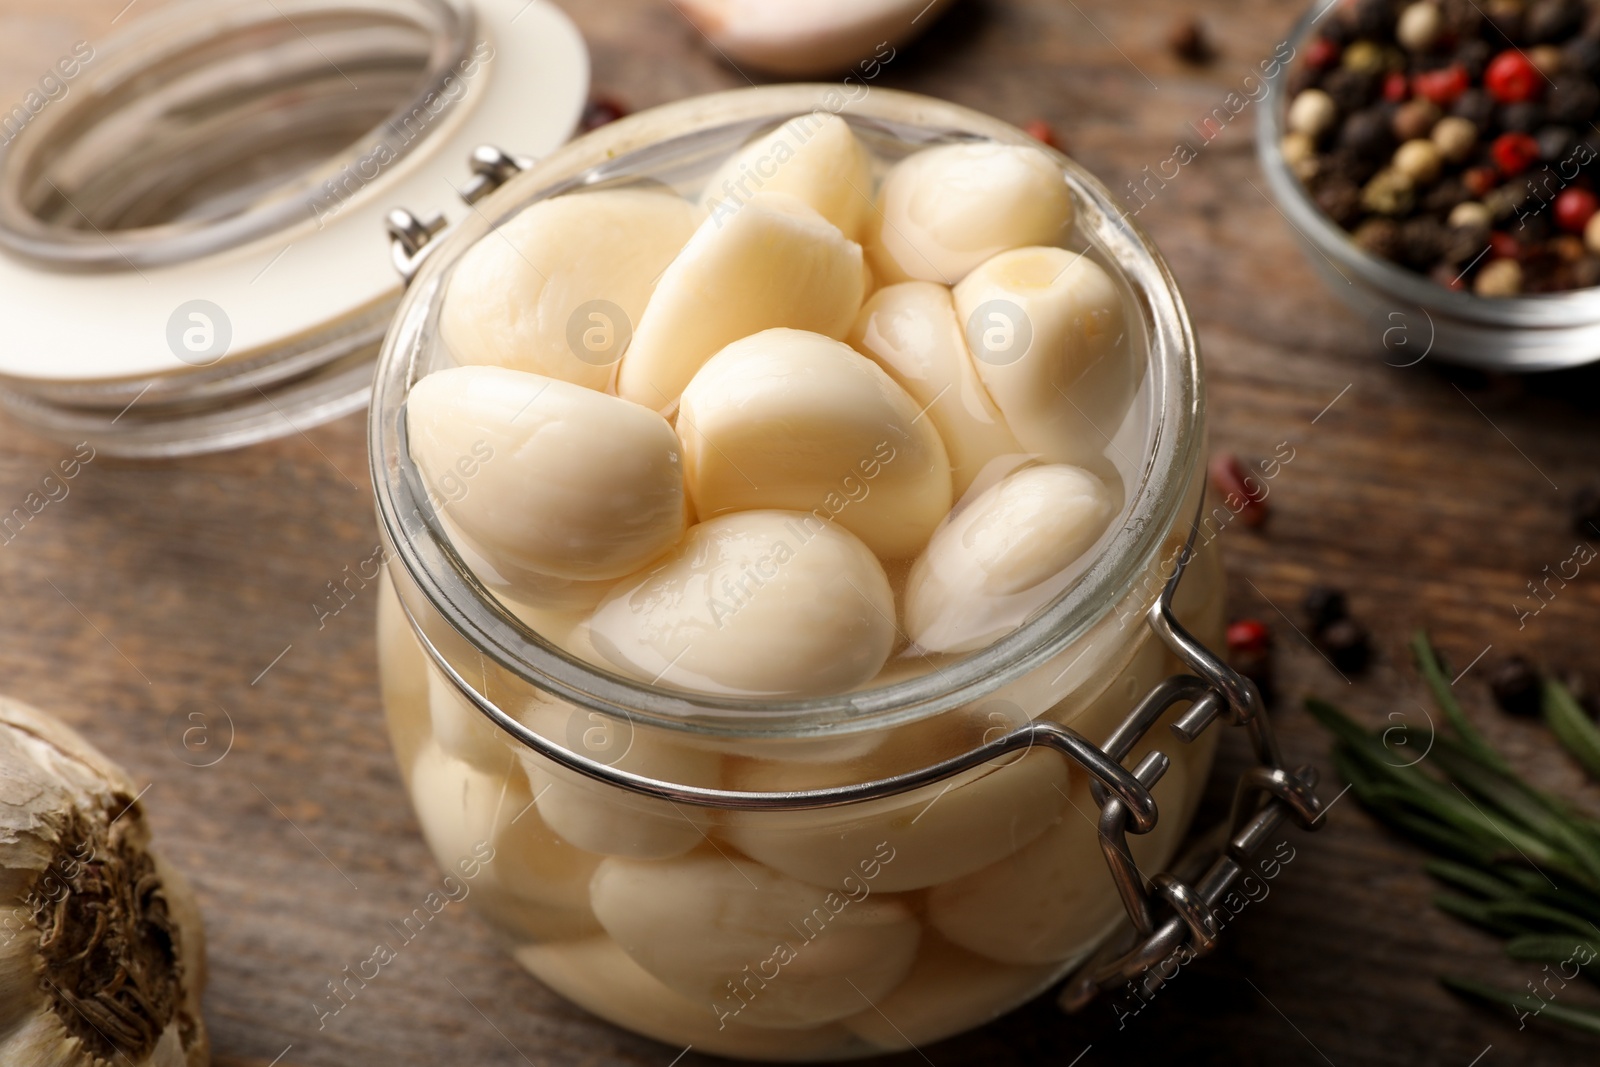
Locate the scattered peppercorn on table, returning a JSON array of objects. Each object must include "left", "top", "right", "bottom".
[{"left": 2, "top": 0, "right": 1600, "bottom": 1065}]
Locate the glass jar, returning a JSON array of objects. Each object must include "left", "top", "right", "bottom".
[
  {"left": 0, "top": 0, "right": 585, "bottom": 456},
  {"left": 1258, "top": 2, "right": 1600, "bottom": 372},
  {"left": 371, "top": 84, "right": 1319, "bottom": 1059}
]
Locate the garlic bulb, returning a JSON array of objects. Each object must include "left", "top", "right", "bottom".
[
  {"left": 674, "top": 0, "right": 958, "bottom": 77},
  {"left": 0, "top": 698, "right": 207, "bottom": 1067}
]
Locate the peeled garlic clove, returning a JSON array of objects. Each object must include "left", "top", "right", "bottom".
[
  {"left": 428, "top": 667, "right": 515, "bottom": 773},
  {"left": 849, "top": 282, "right": 1024, "bottom": 498},
  {"left": 722, "top": 748, "right": 1070, "bottom": 892},
  {"left": 840, "top": 932, "right": 1058, "bottom": 1051},
  {"left": 589, "top": 511, "right": 896, "bottom": 697},
  {"left": 678, "top": 329, "right": 953, "bottom": 559},
  {"left": 589, "top": 852, "right": 921, "bottom": 1029},
  {"left": 618, "top": 193, "right": 865, "bottom": 409},
  {"left": 441, "top": 189, "right": 697, "bottom": 389},
  {"left": 377, "top": 571, "right": 432, "bottom": 786},
  {"left": 952, "top": 246, "right": 1127, "bottom": 465},
  {"left": 513, "top": 704, "right": 721, "bottom": 860},
  {"left": 906, "top": 464, "right": 1115, "bottom": 653},
  {"left": 408, "top": 742, "right": 599, "bottom": 915},
  {"left": 407, "top": 366, "right": 687, "bottom": 593},
  {"left": 702, "top": 114, "right": 875, "bottom": 240},
  {"left": 0, "top": 698, "right": 208, "bottom": 1067},
  {"left": 676, "top": 0, "right": 955, "bottom": 76},
  {"left": 515, "top": 937, "right": 863, "bottom": 1058},
  {"left": 926, "top": 749, "right": 1193, "bottom": 965},
  {"left": 867, "top": 143, "right": 1073, "bottom": 286}
]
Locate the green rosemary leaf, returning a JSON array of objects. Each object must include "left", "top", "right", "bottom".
[
  {"left": 1545, "top": 678, "right": 1600, "bottom": 782},
  {"left": 1442, "top": 975, "right": 1600, "bottom": 1036},
  {"left": 1424, "top": 859, "right": 1522, "bottom": 900},
  {"left": 1435, "top": 893, "right": 1522, "bottom": 937},
  {"left": 1506, "top": 935, "right": 1600, "bottom": 970},
  {"left": 1484, "top": 899, "right": 1597, "bottom": 938},
  {"left": 1412, "top": 631, "right": 1511, "bottom": 774}
]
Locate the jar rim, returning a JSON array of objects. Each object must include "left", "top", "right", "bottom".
[
  {"left": 369, "top": 84, "right": 1205, "bottom": 740},
  {"left": 1258, "top": 0, "right": 1600, "bottom": 367}
]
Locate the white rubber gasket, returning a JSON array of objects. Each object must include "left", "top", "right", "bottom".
[{"left": 0, "top": 0, "right": 588, "bottom": 384}]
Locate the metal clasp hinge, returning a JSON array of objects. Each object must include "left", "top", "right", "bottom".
[
  {"left": 1060, "top": 525, "right": 1326, "bottom": 1013},
  {"left": 386, "top": 145, "right": 532, "bottom": 285}
]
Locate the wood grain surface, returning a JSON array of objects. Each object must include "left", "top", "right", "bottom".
[{"left": 2, "top": 1, "right": 1600, "bottom": 1065}]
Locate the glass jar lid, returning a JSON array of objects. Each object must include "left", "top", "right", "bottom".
[{"left": 0, "top": 0, "right": 587, "bottom": 455}]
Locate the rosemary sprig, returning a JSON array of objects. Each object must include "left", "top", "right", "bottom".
[{"left": 1308, "top": 633, "right": 1600, "bottom": 1038}]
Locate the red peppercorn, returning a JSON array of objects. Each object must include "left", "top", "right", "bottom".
[
  {"left": 1382, "top": 71, "right": 1410, "bottom": 103},
  {"left": 1227, "top": 619, "right": 1271, "bottom": 656},
  {"left": 1485, "top": 50, "right": 1542, "bottom": 104},
  {"left": 1489, "top": 230, "right": 1521, "bottom": 259},
  {"left": 1209, "top": 452, "right": 1269, "bottom": 528},
  {"left": 1463, "top": 166, "right": 1500, "bottom": 197},
  {"left": 580, "top": 96, "right": 629, "bottom": 132},
  {"left": 1555, "top": 188, "right": 1599, "bottom": 233},
  {"left": 1306, "top": 36, "right": 1341, "bottom": 70},
  {"left": 1413, "top": 65, "right": 1469, "bottom": 106},
  {"left": 1023, "top": 118, "right": 1062, "bottom": 150},
  {"left": 1492, "top": 131, "right": 1539, "bottom": 175}
]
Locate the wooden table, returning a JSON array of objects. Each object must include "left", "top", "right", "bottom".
[{"left": 3, "top": 0, "right": 1600, "bottom": 1064}]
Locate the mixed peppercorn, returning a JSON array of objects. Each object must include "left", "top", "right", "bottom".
[{"left": 1284, "top": 0, "right": 1600, "bottom": 295}]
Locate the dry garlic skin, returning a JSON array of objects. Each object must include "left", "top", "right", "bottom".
[
  {"left": 589, "top": 853, "right": 921, "bottom": 1029},
  {"left": 617, "top": 193, "right": 866, "bottom": 409},
  {"left": 678, "top": 329, "right": 953, "bottom": 559},
  {"left": 407, "top": 366, "right": 687, "bottom": 587},
  {"left": 441, "top": 190, "right": 697, "bottom": 389},
  {"left": 849, "top": 282, "right": 1023, "bottom": 497},
  {"left": 867, "top": 142, "right": 1073, "bottom": 285},
  {"left": 906, "top": 464, "right": 1114, "bottom": 654},
  {"left": 703, "top": 113, "right": 875, "bottom": 240},
  {"left": 953, "top": 246, "right": 1125, "bottom": 464},
  {"left": 588, "top": 510, "right": 896, "bottom": 697}
]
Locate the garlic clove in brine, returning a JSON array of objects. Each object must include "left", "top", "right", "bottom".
[{"left": 0, "top": 697, "right": 208, "bottom": 1067}]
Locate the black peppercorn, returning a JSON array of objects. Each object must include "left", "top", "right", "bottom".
[
  {"left": 1321, "top": 619, "right": 1373, "bottom": 675},
  {"left": 1302, "top": 586, "right": 1350, "bottom": 631},
  {"left": 1400, "top": 217, "right": 1450, "bottom": 267},
  {"left": 1324, "top": 67, "right": 1383, "bottom": 111},
  {"left": 1527, "top": 0, "right": 1584, "bottom": 44},
  {"left": 1422, "top": 177, "right": 1470, "bottom": 213},
  {"left": 1169, "top": 16, "right": 1214, "bottom": 64},
  {"left": 1351, "top": 0, "right": 1398, "bottom": 37},
  {"left": 1452, "top": 88, "right": 1497, "bottom": 129},
  {"left": 1441, "top": 0, "right": 1485, "bottom": 37},
  {"left": 1500, "top": 100, "right": 1548, "bottom": 133},
  {"left": 1456, "top": 38, "right": 1493, "bottom": 78},
  {"left": 1572, "top": 484, "right": 1600, "bottom": 537},
  {"left": 1547, "top": 76, "right": 1600, "bottom": 123},
  {"left": 1354, "top": 217, "right": 1405, "bottom": 258},
  {"left": 1572, "top": 255, "right": 1600, "bottom": 286},
  {"left": 1342, "top": 108, "right": 1398, "bottom": 157},
  {"left": 1487, "top": 2, "right": 1526, "bottom": 44},
  {"left": 1537, "top": 124, "right": 1577, "bottom": 161},
  {"left": 1441, "top": 224, "right": 1489, "bottom": 265},
  {"left": 1489, "top": 656, "right": 1543, "bottom": 716},
  {"left": 1316, "top": 179, "right": 1365, "bottom": 226},
  {"left": 1566, "top": 35, "right": 1600, "bottom": 76},
  {"left": 1517, "top": 209, "right": 1555, "bottom": 245}
]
